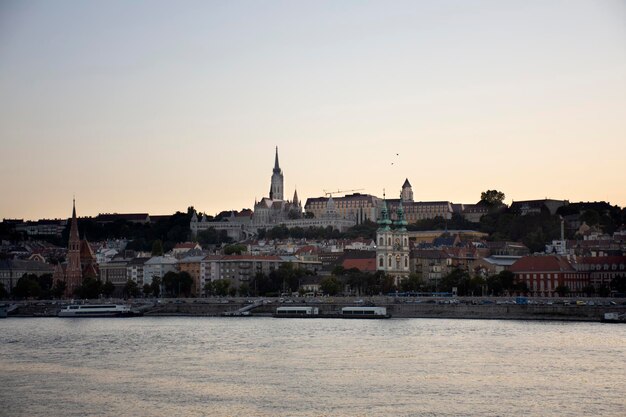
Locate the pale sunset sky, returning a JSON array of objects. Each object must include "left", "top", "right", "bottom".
[{"left": 1, "top": 0, "right": 625, "bottom": 220}]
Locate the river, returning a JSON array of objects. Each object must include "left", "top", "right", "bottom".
[{"left": 1, "top": 317, "right": 624, "bottom": 416}]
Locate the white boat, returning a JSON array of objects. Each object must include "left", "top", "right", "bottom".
[
  {"left": 274, "top": 306, "right": 319, "bottom": 317},
  {"left": 602, "top": 312, "right": 626, "bottom": 323},
  {"left": 58, "top": 304, "right": 139, "bottom": 317},
  {"left": 340, "top": 306, "right": 390, "bottom": 319}
]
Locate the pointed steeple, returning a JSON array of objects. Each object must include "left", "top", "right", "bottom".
[
  {"left": 65, "top": 197, "right": 83, "bottom": 297},
  {"left": 377, "top": 192, "right": 392, "bottom": 231},
  {"left": 293, "top": 189, "right": 299, "bottom": 206},
  {"left": 69, "top": 198, "right": 79, "bottom": 241},
  {"left": 269, "top": 146, "right": 284, "bottom": 200},
  {"left": 273, "top": 146, "right": 281, "bottom": 173},
  {"left": 394, "top": 195, "right": 408, "bottom": 231}
]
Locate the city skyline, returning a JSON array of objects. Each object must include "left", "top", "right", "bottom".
[{"left": 1, "top": 0, "right": 625, "bottom": 220}]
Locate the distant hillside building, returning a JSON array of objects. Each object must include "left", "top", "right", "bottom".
[
  {"left": 385, "top": 179, "right": 453, "bottom": 223},
  {"left": 191, "top": 147, "right": 355, "bottom": 240},
  {"left": 14, "top": 219, "right": 67, "bottom": 236},
  {"left": 510, "top": 199, "right": 568, "bottom": 216},
  {"left": 305, "top": 193, "right": 381, "bottom": 224},
  {"left": 95, "top": 213, "right": 151, "bottom": 224}
]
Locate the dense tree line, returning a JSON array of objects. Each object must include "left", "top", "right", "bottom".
[
  {"left": 4, "top": 273, "right": 67, "bottom": 300},
  {"left": 203, "top": 263, "right": 316, "bottom": 297}
]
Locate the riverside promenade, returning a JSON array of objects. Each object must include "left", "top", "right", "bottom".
[{"left": 8, "top": 297, "right": 624, "bottom": 322}]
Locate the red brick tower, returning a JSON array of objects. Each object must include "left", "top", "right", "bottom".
[{"left": 65, "top": 199, "right": 82, "bottom": 296}]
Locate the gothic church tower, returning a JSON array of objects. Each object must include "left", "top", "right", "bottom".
[
  {"left": 65, "top": 199, "right": 83, "bottom": 296},
  {"left": 269, "top": 146, "right": 284, "bottom": 200}
]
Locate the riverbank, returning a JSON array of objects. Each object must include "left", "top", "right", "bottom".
[{"left": 6, "top": 297, "right": 625, "bottom": 322}]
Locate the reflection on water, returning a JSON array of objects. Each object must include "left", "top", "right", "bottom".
[{"left": 1, "top": 318, "right": 625, "bottom": 416}]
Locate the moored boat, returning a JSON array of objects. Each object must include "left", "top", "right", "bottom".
[
  {"left": 602, "top": 312, "right": 626, "bottom": 323},
  {"left": 273, "top": 306, "right": 319, "bottom": 318},
  {"left": 340, "top": 306, "right": 391, "bottom": 319},
  {"left": 58, "top": 304, "right": 141, "bottom": 318}
]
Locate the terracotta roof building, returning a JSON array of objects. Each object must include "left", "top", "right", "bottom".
[{"left": 510, "top": 255, "right": 587, "bottom": 297}]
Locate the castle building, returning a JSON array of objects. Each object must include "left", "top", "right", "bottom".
[
  {"left": 52, "top": 200, "right": 99, "bottom": 297},
  {"left": 376, "top": 196, "right": 410, "bottom": 286},
  {"left": 304, "top": 193, "right": 381, "bottom": 224},
  {"left": 386, "top": 179, "right": 453, "bottom": 223},
  {"left": 401, "top": 178, "right": 413, "bottom": 202},
  {"left": 190, "top": 147, "right": 355, "bottom": 241}
]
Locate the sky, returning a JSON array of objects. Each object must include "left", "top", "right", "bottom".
[{"left": 1, "top": 0, "right": 625, "bottom": 221}]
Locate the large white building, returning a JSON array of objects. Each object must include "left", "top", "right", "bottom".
[{"left": 143, "top": 256, "right": 178, "bottom": 286}]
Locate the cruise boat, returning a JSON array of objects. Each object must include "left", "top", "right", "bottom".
[
  {"left": 58, "top": 304, "right": 139, "bottom": 318},
  {"left": 274, "top": 306, "right": 319, "bottom": 318},
  {"left": 340, "top": 306, "right": 391, "bottom": 319}
]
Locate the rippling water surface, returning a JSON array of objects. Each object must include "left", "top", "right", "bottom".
[{"left": 1, "top": 317, "right": 624, "bottom": 416}]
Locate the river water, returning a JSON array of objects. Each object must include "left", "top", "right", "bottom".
[{"left": 1, "top": 317, "right": 624, "bottom": 416}]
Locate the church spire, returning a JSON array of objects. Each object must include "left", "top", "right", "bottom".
[
  {"left": 273, "top": 146, "right": 281, "bottom": 173},
  {"left": 394, "top": 194, "right": 408, "bottom": 231},
  {"left": 269, "top": 146, "right": 284, "bottom": 200},
  {"left": 69, "top": 198, "right": 79, "bottom": 241},
  {"left": 377, "top": 192, "right": 392, "bottom": 231}
]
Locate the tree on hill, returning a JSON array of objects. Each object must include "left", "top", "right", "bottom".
[
  {"left": 196, "top": 227, "right": 232, "bottom": 245},
  {"left": 151, "top": 240, "right": 164, "bottom": 256},
  {"left": 224, "top": 244, "right": 246, "bottom": 255},
  {"left": 479, "top": 190, "right": 505, "bottom": 206}
]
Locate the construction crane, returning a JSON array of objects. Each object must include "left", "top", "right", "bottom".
[{"left": 323, "top": 188, "right": 364, "bottom": 197}]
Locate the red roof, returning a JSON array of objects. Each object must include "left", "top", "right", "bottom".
[
  {"left": 296, "top": 245, "right": 319, "bottom": 255},
  {"left": 510, "top": 256, "right": 575, "bottom": 273},
  {"left": 342, "top": 258, "right": 377, "bottom": 273},
  {"left": 578, "top": 256, "right": 626, "bottom": 265},
  {"left": 174, "top": 242, "right": 198, "bottom": 249}
]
